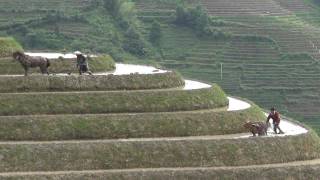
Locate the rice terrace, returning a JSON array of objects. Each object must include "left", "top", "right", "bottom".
[{"left": 0, "top": 0, "right": 320, "bottom": 179}]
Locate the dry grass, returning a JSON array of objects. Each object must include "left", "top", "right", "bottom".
[
  {"left": 0, "top": 71, "right": 184, "bottom": 92},
  {"left": 0, "top": 104, "right": 263, "bottom": 141},
  {"left": 0, "top": 132, "right": 318, "bottom": 172},
  {"left": 0, "top": 84, "right": 228, "bottom": 116},
  {"left": 2, "top": 163, "right": 320, "bottom": 180},
  {"left": 0, "top": 55, "right": 115, "bottom": 74}
]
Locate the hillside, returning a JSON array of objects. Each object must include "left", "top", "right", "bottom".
[
  {"left": 1, "top": 0, "right": 320, "bottom": 134},
  {"left": 134, "top": 0, "right": 320, "bottom": 134},
  {"left": 0, "top": 0, "right": 159, "bottom": 61}
]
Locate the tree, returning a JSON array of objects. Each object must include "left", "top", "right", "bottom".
[
  {"left": 25, "top": 32, "right": 38, "bottom": 48},
  {"left": 175, "top": 5, "right": 187, "bottom": 26},
  {"left": 174, "top": 5, "right": 211, "bottom": 36},
  {"left": 123, "top": 27, "right": 145, "bottom": 56},
  {"left": 104, "top": 0, "right": 122, "bottom": 16},
  {"left": 54, "top": 24, "right": 60, "bottom": 35},
  {"left": 149, "top": 20, "right": 162, "bottom": 45},
  {"left": 118, "top": 1, "right": 136, "bottom": 21}
]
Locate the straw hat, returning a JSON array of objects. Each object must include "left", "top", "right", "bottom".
[{"left": 74, "top": 51, "right": 82, "bottom": 55}]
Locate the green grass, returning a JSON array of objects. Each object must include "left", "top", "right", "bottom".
[
  {"left": 0, "top": 55, "right": 115, "bottom": 74},
  {"left": 0, "top": 84, "right": 228, "bottom": 116},
  {"left": 0, "top": 37, "right": 23, "bottom": 57},
  {"left": 0, "top": 103, "right": 263, "bottom": 141},
  {"left": 0, "top": 71, "right": 184, "bottom": 92},
  {"left": 0, "top": 131, "right": 318, "bottom": 172}
]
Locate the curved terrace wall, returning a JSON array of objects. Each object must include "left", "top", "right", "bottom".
[
  {"left": 0, "top": 131, "right": 318, "bottom": 172},
  {"left": 0, "top": 84, "right": 228, "bottom": 115},
  {"left": 12, "top": 161, "right": 319, "bottom": 180},
  {"left": 0, "top": 71, "right": 184, "bottom": 92},
  {"left": 0, "top": 54, "right": 318, "bottom": 178},
  {"left": 0, "top": 103, "right": 263, "bottom": 141}
]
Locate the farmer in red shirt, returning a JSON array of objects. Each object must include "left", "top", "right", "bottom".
[{"left": 266, "top": 107, "right": 284, "bottom": 134}]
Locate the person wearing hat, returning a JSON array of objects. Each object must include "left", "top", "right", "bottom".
[
  {"left": 74, "top": 51, "right": 92, "bottom": 75},
  {"left": 266, "top": 107, "right": 284, "bottom": 134}
]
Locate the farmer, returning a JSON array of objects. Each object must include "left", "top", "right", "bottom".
[
  {"left": 266, "top": 107, "right": 284, "bottom": 134},
  {"left": 74, "top": 51, "right": 92, "bottom": 75}
]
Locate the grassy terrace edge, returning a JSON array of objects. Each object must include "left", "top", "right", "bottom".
[
  {"left": 0, "top": 131, "right": 318, "bottom": 172},
  {"left": 3, "top": 163, "right": 319, "bottom": 179},
  {"left": 0, "top": 55, "right": 115, "bottom": 74},
  {"left": 0, "top": 104, "right": 263, "bottom": 141},
  {"left": 0, "top": 37, "right": 23, "bottom": 58},
  {"left": 0, "top": 84, "right": 228, "bottom": 115},
  {"left": 0, "top": 71, "right": 184, "bottom": 92}
]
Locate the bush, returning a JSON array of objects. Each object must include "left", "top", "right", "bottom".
[
  {"left": 280, "top": 53, "right": 313, "bottom": 61},
  {"left": 207, "top": 28, "right": 232, "bottom": 39},
  {"left": 237, "top": 34, "right": 276, "bottom": 43}
]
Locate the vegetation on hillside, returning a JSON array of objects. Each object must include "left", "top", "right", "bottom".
[
  {"left": 0, "top": 37, "right": 23, "bottom": 57},
  {"left": 149, "top": 20, "right": 162, "bottom": 46},
  {"left": 313, "top": 0, "right": 320, "bottom": 5},
  {"left": 0, "top": 0, "right": 159, "bottom": 61},
  {"left": 132, "top": 0, "right": 320, "bottom": 134},
  {"left": 175, "top": 4, "right": 231, "bottom": 39}
]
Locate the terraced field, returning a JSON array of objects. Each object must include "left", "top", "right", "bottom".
[
  {"left": 0, "top": 51, "right": 318, "bottom": 178},
  {"left": 1, "top": 0, "right": 320, "bottom": 132},
  {"left": 134, "top": 0, "right": 320, "bottom": 133},
  {"left": 0, "top": 0, "right": 93, "bottom": 27}
]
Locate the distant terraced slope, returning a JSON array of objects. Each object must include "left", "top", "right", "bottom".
[
  {"left": 0, "top": 0, "right": 151, "bottom": 60},
  {"left": 0, "top": 0, "right": 93, "bottom": 27},
  {"left": 135, "top": 0, "right": 320, "bottom": 133}
]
